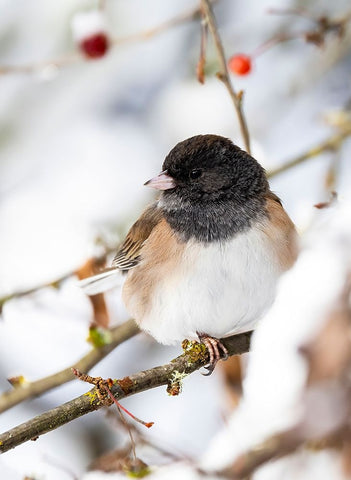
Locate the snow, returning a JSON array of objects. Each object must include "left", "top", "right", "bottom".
[
  {"left": 72, "top": 11, "right": 109, "bottom": 42},
  {"left": 200, "top": 201, "right": 351, "bottom": 473}
]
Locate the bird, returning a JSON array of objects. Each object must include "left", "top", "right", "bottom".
[{"left": 80, "top": 134, "right": 298, "bottom": 373}]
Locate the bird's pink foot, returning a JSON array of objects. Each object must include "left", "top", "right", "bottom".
[{"left": 197, "top": 332, "right": 229, "bottom": 375}]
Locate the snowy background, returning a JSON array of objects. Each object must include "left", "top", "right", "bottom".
[{"left": 0, "top": 0, "right": 351, "bottom": 478}]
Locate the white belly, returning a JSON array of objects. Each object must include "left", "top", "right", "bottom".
[{"left": 141, "top": 226, "right": 283, "bottom": 345}]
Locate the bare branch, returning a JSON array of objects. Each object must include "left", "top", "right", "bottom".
[
  {"left": 0, "top": 3, "right": 213, "bottom": 75},
  {"left": 0, "top": 243, "right": 116, "bottom": 313},
  {"left": 200, "top": 0, "right": 251, "bottom": 153},
  {"left": 196, "top": 6, "right": 208, "bottom": 85},
  {"left": 218, "top": 427, "right": 304, "bottom": 479},
  {"left": 0, "top": 331, "right": 252, "bottom": 453},
  {"left": 112, "top": 3, "right": 212, "bottom": 47},
  {"left": 0, "top": 273, "right": 71, "bottom": 313},
  {"left": 0, "top": 319, "right": 139, "bottom": 414},
  {"left": 268, "top": 126, "right": 351, "bottom": 178}
]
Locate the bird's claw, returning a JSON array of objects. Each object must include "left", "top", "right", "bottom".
[{"left": 196, "top": 332, "right": 229, "bottom": 376}]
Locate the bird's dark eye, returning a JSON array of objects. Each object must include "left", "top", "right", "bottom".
[{"left": 189, "top": 168, "right": 202, "bottom": 180}]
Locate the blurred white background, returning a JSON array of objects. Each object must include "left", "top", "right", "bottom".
[{"left": 0, "top": 0, "right": 351, "bottom": 478}]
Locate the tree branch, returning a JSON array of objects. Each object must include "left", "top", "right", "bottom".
[
  {"left": 217, "top": 427, "right": 304, "bottom": 479},
  {"left": 0, "top": 273, "right": 72, "bottom": 313},
  {"left": 200, "top": 0, "right": 251, "bottom": 154},
  {"left": 0, "top": 3, "right": 214, "bottom": 75},
  {"left": 112, "top": 2, "right": 214, "bottom": 47},
  {"left": 267, "top": 126, "right": 351, "bottom": 178},
  {"left": 0, "top": 331, "right": 252, "bottom": 453},
  {"left": 0, "top": 244, "right": 116, "bottom": 313},
  {"left": 0, "top": 319, "right": 139, "bottom": 414}
]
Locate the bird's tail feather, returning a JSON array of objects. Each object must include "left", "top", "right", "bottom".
[{"left": 78, "top": 269, "right": 124, "bottom": 295}]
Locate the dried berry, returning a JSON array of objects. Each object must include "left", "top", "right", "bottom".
[
  {"left": 72, "top": 10, "right": 110, "bottom": 59},
  {"left": 80, "top": 32, "right": 109, "bottom": 58}
]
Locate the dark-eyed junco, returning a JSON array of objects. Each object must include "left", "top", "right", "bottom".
[{"left": 81, "top": 135, "right": 298, "bottom": 372}]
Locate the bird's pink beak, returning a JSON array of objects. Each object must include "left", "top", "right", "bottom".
[{"left": 144, "top": 170, "right": 176, "bottom": 190}]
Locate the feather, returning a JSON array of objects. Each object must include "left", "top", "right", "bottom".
[
  {"left": 79, "top": 203, "right": 164, "bottom": 296},
  {"left": 112, "top": 202, "right": 163, "bottom": 270},
  {"left": 78, "top": 269, "right": 124, "bottom": 295}
]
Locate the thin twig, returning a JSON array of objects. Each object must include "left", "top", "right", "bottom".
[
  {"left": 112, "top": 3, "right": 212, "bottom": 47},
  {"left": 0, "top": 319, "right": 139, "bottom": 413},
  {"left": 0, "top": 52, "right": 80, "bottom": 75},
  {"left": 0, "top": 331, "right": 252, "bottom": 453},
  {"left": 267, "top": 7, "right": 319, "bottom": 20},
  {"left": 218, "top": 427, "right": 304, "bottom": 478},
  {"left": 104, "top": 408, "right": 186, "bottom": 462},
  {"left": 197, "top": 6, "right": 208, "bottom": 84},
  {"left": 218, "top": 398, "right": 351, "bottom": 478},
  {"left": 0, "top": 244, "right": 115, "bottom": 313},
  {"left": 200, "top": 0, "right": 251, "bottom": 153},
  {"left": 0, "top": 273, "right": 71, "bottom": 313},
  {"left": 106, "top": 394, "right": 138, "bottom": 462},
  {"left": 267, "top": 127, "right": 351, "bottom": 178},
  {"left": 252, "top": 6, "right": 351, "bottom": 57},
  {"left": 0, "top": 3, "right": 211, "bottom": 75},
  {"left": 103, "top": 383, "right": 154, "bottom": 428}
]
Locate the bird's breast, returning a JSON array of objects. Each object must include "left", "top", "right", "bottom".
[{"left": 122, "top": 213, "right": 297, "bottom": 345}]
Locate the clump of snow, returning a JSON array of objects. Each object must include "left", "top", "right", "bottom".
[
  {"left": 71, "top": 10, "right": 108, "bottom": 43},
  {"left": 200, "top": 201, "right": 351, "bottom": 473}
]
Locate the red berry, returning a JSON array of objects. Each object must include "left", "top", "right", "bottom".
[
  {"left": 228, "top": 54, "right": 252, "bottom": 75},
  {"left": 80, "top": 32, "right": 109, "bottom": 59}
]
